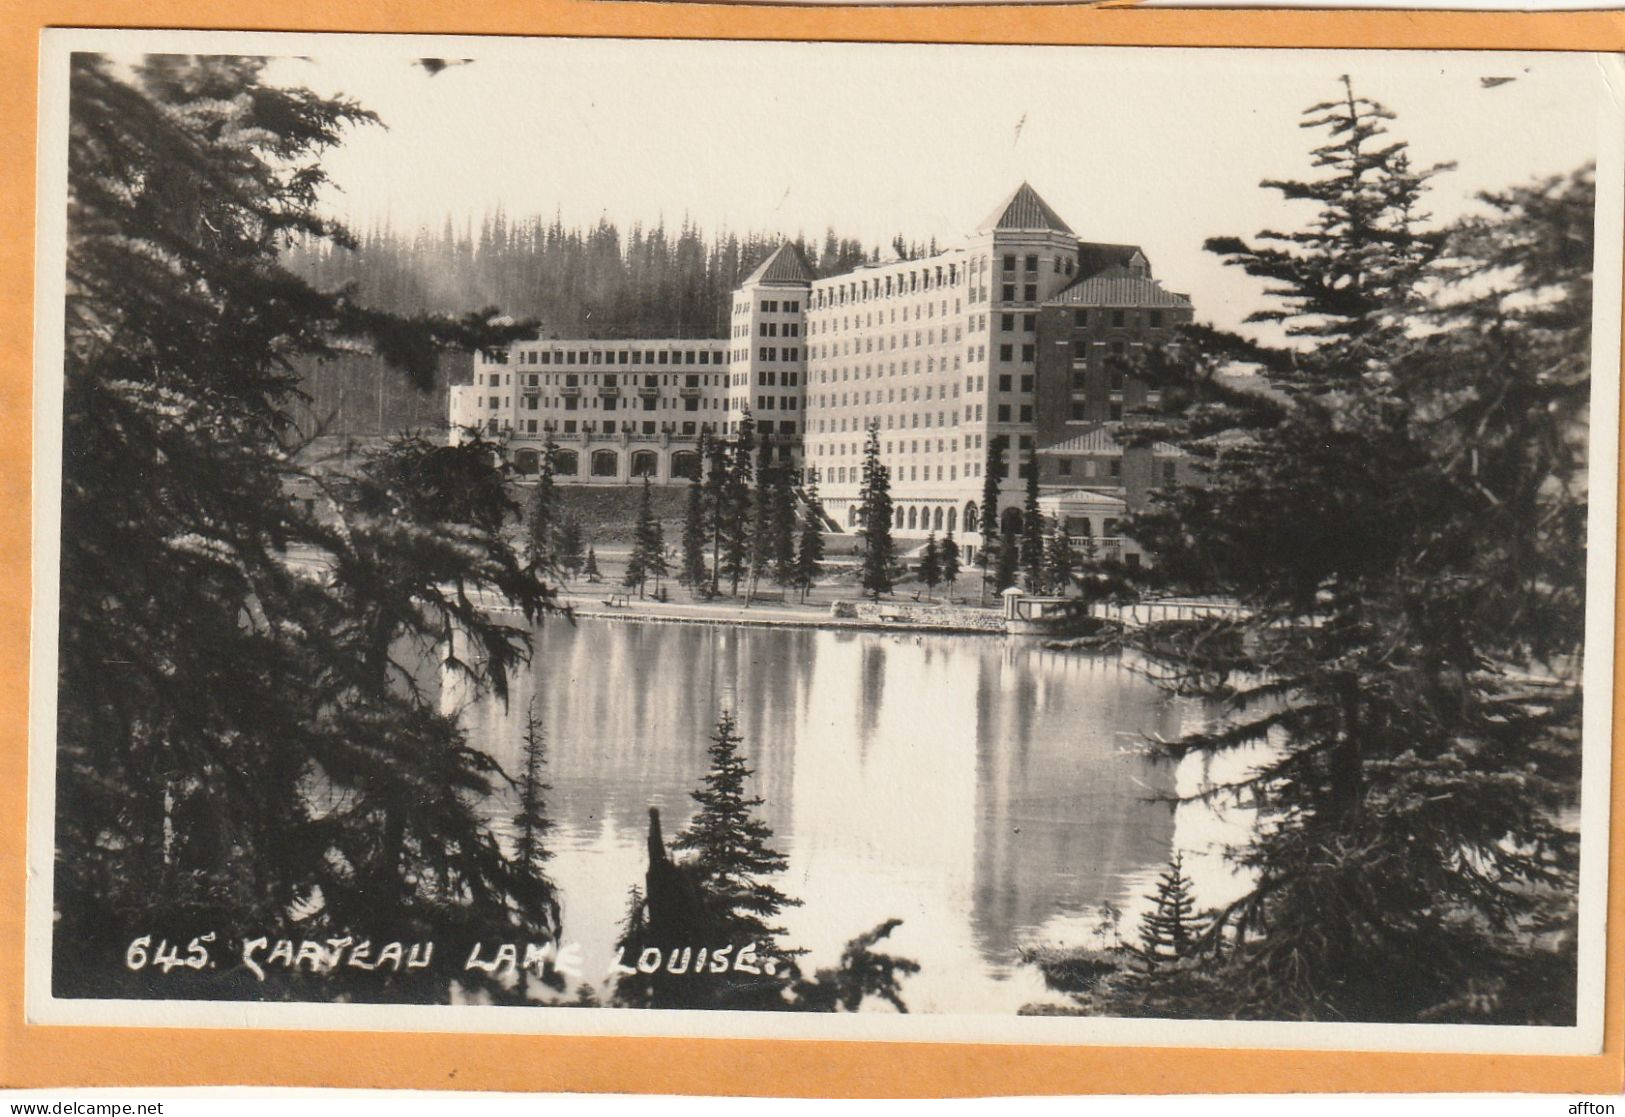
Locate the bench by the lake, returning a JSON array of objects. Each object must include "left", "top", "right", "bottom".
[
  {"left": 746, "top": 590, "right": 787, "bottom": 605},
  {"left": 602, "top": 593, "right": 630, "bottom": 608}
]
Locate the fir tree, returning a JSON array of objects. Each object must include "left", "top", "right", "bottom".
[
  {"left": 702, "top": 431, "right": 729, "bottom": 597},
  {"left": 582, "top": 544, "right": 601, "bottom": 582},
  {"left": 1045, "top": 519, "right": 1076, "bottom": 595},
  {"left": 940, "top": 531, "right": 961, "bottom": 601},
  {"left": 994, "top": 534, "right": 1020, "bottom": 594},
  {"left": 918, "top": 532, "right": 941, "bottom": 600},
  {"left": 1021, "top": 463, "right": 1045, "bottom": 593},
  {"left": 978, "top": 435, "right": 1007, "bottom": 604},
  {"left": 1120, "top": 82, "right": 1586, "bottom": 1022},
  {"left": 856, "top": 423, "right": 895, "bottom": 600},
  {"left": 512, "top": 700, "right": 561, "bottom": 954},
  {"left": 525, "top": 435, "right": 560, "bottom": 574},
  {"left": 670, "top": 712, "right": 802, "bottom": 947},
  {"left": 623, "top": 477, "right": 666, "bottom": 597},
  {"left": 557, "top": 516, "right": 585, "bottom": 581},
  {"left": 54, "top": 54, "right": 554, "bottom": 998},
  {"left": 794, "top": 467, "right": 826, "bottom": 603},
  {"left": 1136, "top": 854, "right": 1205, "bottom": 970},
  {"left": 720, "top": 415, "right": 755, "bottom": 595},
  {"left": 769, "top": 470, "right": 798, "bottom": 590},
  {"left": 680, "top": 479, "right": 708, "bottom": 589}
]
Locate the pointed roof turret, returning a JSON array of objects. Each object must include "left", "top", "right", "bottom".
[
  {"left": 975, "top": 182, "right": 1074, "bottom": 235},
  {"left": 742, "top": 242, "right": 815, "bottom": 287}
]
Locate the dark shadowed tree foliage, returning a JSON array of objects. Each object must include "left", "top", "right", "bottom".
[
  {"left": 794, "top": 467, "right": 826, "bottom": 602},
  {"left": 55, "top": 53, "right": 556, "bottom": 1002},
  {"left": 1102, "top": 78, "right": 1589, "bottom": 1024},
  {"left": 615, "top": 714, "right": 916, "bottom": 1013},
  {"left": 978, "top": 435, "right": 1006, "bottom": 602}
]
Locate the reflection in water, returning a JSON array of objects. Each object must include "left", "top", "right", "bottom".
[{"left": 443, "top": 617, "right": 1224, "bottom": 1014}]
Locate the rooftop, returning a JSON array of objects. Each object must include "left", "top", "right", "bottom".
[
  {"left": 1038, "top": 425, "right": 1185, "bottom": 457},
  {"left": 742, "top": 242, "right": 815, "bottom": 287},
  {"left": 1047, "top": 265, "right": 1193, "bottom": 309},
  {"left": 975, "top": 182, "right": 1074, "bottom": 236}
]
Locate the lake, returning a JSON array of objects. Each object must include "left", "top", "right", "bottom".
[{"left": 443, "top": 616, "right": 1244, "bottom": 1014}]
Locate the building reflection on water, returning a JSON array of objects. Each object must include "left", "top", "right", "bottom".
[{"left": 441, "top": 617, "right": 1224, "bottom": 1014}]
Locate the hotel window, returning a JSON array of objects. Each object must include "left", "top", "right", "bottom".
[
  {"left": 1021, "top": 345, "right": 1035, "bottom": 362},
  {"left": 1073, "top": 339, "right": 1089, "bottom": 359},
  {"left": 1000, "top": 313, "right": 1015, "bottom": 331},
  {"left": 1070, "top": 403, "right": 1086, "bottom": 420},
  {"left": 1020, "top": 405, "right": 1033, "bottom": 422},
  {"left": 1024, "top": 254, "right": 1037, "bottom": 272},
  {"left": 997, "top": 404, "right": 1011, "bottom": 422},
  {"left": 1023, "top": 314, "right": 1036, "bottom": 333},
  {"left": 1163, "top": 461, "right": 1178, "bottom": 484},
  {"left": 1023, "top": 284, "right": 1037, "bottom": 301},
  {"left": 1003, "top": 254, "right": 1015, "bottom": 271},
  {"left": 1002, "top": 284, "right": 1015, "bottom": 302},
  {"left": 998, "top": 344, "right": 1013, "bottom": 362},
  {"left": 1110, "top": 403, "right": 1123, "bottom": 421},
  {"left": 998, "top": 374, "right": 1012, "bottom": 391},
  {"left": 1150, "top": 310, "right": 1165, "bottom": 328},
  {"left": 1020, "top": 375, "right": 1034, "bottom": 392},
  {"left": 1112, "top": 310, "right": 1126, "bottom": 328}
]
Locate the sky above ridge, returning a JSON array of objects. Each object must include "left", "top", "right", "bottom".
[{"left": 223, "top": 36, "right": 1622, "bottom": 337}]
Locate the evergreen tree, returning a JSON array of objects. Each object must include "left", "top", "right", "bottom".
[
  {"left": 941, "top": 531, "right": 961, "bottom": 601},
  {"left": 1020, "top": 462, "right": 1046, "bottom": 593},
  {"left": 747, "top": 463, "right": 776, "bottom": 597},
  {"left": 856, "top": 423, "right": 895, "bottom": 600},
  {"left": 770, "top": 470, "right": 798, "bottom": 590},
  {"left": 978, "top": 435, "right": 1007, "bottom": 603},
  {"left": 557, "top": 516, "right": 585, "bottom": 581},
  {"left": 623, "top": 477, "right": 666, "bottom": 597},
  {"left": 1120, "top": 81, "right": 1586, "bottom": 1022},
  {"left": 670, "top": 713, "right": 802, "bottom": 947},
  {"left": 994, "top": 534, "right": 1020, "bottom": 594},
  {"left": 524, "top": 436, "right": 560, "bottom": 574},
  {"left": 918, "top": 532, "right": 941, "bottom": 600},
  {"left": 680, "top": 479, "right": 708, "bottom": 589},
  {"left": 55, "top": 54, "right": 554, "bottom": 998},
  {"left": 582, "top": 544, "right": 601, "bottom": 582},
  {"left": 512, "top": 700, "right": 561, "bottom": 960},
  {"left": 1045, "top": 519, "right": 1076, "bottom": 595},
  {"left": 702, "top": 430, "right": 730, "bottom": 598},
  {"left": 1135, "top": 854, "right": 1206, "bottom": 970},
  {"left": 720, "top": 415, "right": 755, "bottom": 595},
  {"left": 794, "top": 467, "right": 826, "bottom": 603}
]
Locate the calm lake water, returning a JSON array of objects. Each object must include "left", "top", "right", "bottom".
[{"left": 442, "top": 616, "right": 1243, "bottom": 1014}]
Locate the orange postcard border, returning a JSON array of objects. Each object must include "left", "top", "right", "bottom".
[{"left": 1, "top": 1, "right": 1622, "bottom": 1097}]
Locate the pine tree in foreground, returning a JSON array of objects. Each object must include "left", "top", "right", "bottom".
[
  {"left": 1113, "top": 78, "right": 1586, "bottom": 1023},
  {"left": 671, "top": 712, "right": 802, "bottom": 947},
  {"left": 994, "top": 533, "right": 1020, "bottom": 594},
  {"left": 525, "top": 436, "right": 560, "bottom": 574},
  {"left": 857, "top": 423, "right": 895, "bottom": 600},
  {"left": 557, "top": 517, "right": 585, "bottom": 582},
  {"left": 1135, "top": 854, "right": 1206, "bottom": 970},
  {"left": 582, "top": 544, "right": 600, "bottom": 582}
]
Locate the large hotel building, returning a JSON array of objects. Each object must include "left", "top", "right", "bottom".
[{"left": 450, "top": 184, "right": 1194, "bottom": 553}]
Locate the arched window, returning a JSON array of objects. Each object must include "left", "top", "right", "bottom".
[
  {"left": 907, "top": 507, "right": 918, "bottom": 530},
  {"left": 631, "top": 450, "right": 658, "bottom": 479},
  {"left": 671, "top": 450, "right": 700, "bottom": 481},
  {"left": 947, "top": 507, "right": 957, "bottom": 533},
  {"left": 963, "top": 502, "right": 978, "bottom": 534},
  {"left": 894, "top": 507, "right": 905, "bottom": 529},
  {"left": 554, "top": 449, "right": 578, "bottom": 476},
  {"left": 514, "top": 449, "right": 540, "bottom": 476},
  {"left": 932, "top": 507, "right": 944, "bottom": 531},
  {"left": 848, "top": 504, "right": 860, "bottom": 527},
  {"left": 591, "top": 449, "right": 618, "bottom": 478}
]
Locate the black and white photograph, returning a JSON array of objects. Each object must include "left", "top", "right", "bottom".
[{"left": 25, "top": 29, "right": 1621, "bottom": 1053}]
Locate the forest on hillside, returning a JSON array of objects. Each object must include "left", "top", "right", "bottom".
[{"left": 281, "top": 215, "right": 925, "bottom": 436}]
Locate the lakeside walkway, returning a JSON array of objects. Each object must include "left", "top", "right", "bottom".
[{"left": 474, "top": 584, "right": 1007, "bottom": 636}]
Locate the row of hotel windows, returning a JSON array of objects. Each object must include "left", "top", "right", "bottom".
[
  {"left": 814, "top": 382, "right": 960, "bottom": 408},
  {"left": 809, "top": 261, "right": 962, "bottom": 308},
  {"left": 811, "top": 329, "right": 961, "bottom": 358},
  {"left": 499, "top": 372, "right": 724, "bottom": 388},
  {"left": 731, "top": 371, "right": 801, "bottom": 387},
  {"left": 822, "top": 463, "right": 967, "bottom": 484},
  {"left": 732, "top": 298, "right": 802, "bottom": 315},
  {"left": 810, "top": 300, "right": 961, "bottom": 332},
  {"left": 500, "top": 419, "right": 796, "bottom": 437},
  {"left": 814, "top": 358, "right": 963, "bottom": 383},
  {"left": 500, "top": 396, "right": 722, "bottom": 412},
  {"left": 508, "top": 348, "right": 727, "bottom": 367}
]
